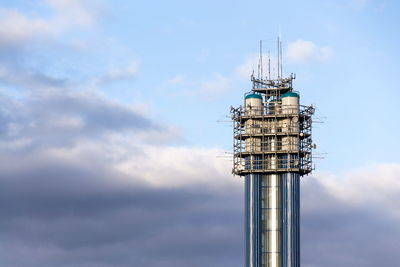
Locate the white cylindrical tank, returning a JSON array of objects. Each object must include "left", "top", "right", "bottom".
[
  {"left": 281, "top": 92, "right": 299, "bottom": 115},
  {"left": 244, "top": 94, "right": 263, "bottom": 153},
  {"left": 245, "top": 93, "right": 263, "bottom": 115}
]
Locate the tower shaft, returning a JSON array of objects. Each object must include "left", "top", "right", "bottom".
[{"left": 245, "top": 173, "right": 300, "bottom": 267}]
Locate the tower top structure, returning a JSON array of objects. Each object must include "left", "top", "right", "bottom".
[{"left": 231, "top": 72, "right": 315, "bottom": 176}]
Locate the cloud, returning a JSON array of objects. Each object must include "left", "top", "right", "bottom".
[
  {"left": 98, "top": 61, "right": 140, "bottom": 84},
  {"left": 0, "top": 0, "right": 99, "bottom": 46},
  {"left": 0, "top": 85, "right": 242, "bottom": 266},
  {"left": 0, "top": 147, "right": 243, "bottom": 267},
  {"left": 301, "top": 165, "right": 400, "bottom": 267},
  {"left": 0, "top": 9, "right": 55, "bottom": 45},
  {"left": 47, "top": 0, "right": 99, "bottom": 27},
  {"left": 163, "top": 74, "right": 186, "bottom": 85},
  {"left": 0, "top": 57, "right": 141, "bottom": 94},
  {"left": 0, "top": 81, "right": 231, "bottom": 188},
  {"left": 0, "top": 88, "right": 180, "bottom": 151},
  {"left": 287, "top": 39, "right": 334, "bottom": 63},
  {"left": 0, "top": 64, "right": 69, "bottom": 91},
  {"left": 0, "top": 1, "right": 105, "bottom": 93},
  {"left": 114, "top": 146, "right": 238, "bottom": 189},
  {"left": 1, "top": 118, "right": 400, "bottom": 267}
]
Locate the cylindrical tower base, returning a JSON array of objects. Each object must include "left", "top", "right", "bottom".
[{"left": 245, "top": 173, "right": 300, "bottom": 267}]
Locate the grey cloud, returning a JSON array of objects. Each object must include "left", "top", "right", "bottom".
[
  {"left": 0, "top": 89, "right": 163, "bottom": 149},
  {"left": 27, "top": 90, "right": 155, "bottom": 131},
  {"left": 1, "top": 130, "right": 400, "bottom": 267},
  {"left": 301, "top": 176, "right": 400, "bottom": 267},
  {"left": 0, "top": 65, "right": 69, "bottom": 90},
  {"left": 0, "top": 152, "right": 244, "bottom": 267},
  {"left": 97, "top": 61, "right": 140, "bottom": 84},
  {"left": 0, "top": 85, "right": 235, "bottom": 266}
]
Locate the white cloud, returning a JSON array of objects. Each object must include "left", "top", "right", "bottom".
[
  {"left": 308, "top": 164, "right": 400, "bottom": 217},
  {"left": 114, "top": 145, "right": 238, "bottom": 190},
  {"left": 47, "top": 0, "right": 98, "bottom": 27},
  {"left": 0, "top": 0, "right": 99, "bottom": 45},
  {"left": 29, "top": 118, "right": 400, "bottom": 200},
  {"left": 99, "top": 61, "right": 140, "bottom": 83},
  {"left": 164, "top": 74, "right": 186, "bottom": 85},
  {"left": 0, "top": 10, "right": 55, "bottom": 45},
  {"left": 301, "top": 164, "right": 400, "bottom": 266},
  {"left": 287, "top": 39, "right": 334, "bottom": 63},
  {"left": 22, "top": 131, "right": 238, "bottom": 191}
]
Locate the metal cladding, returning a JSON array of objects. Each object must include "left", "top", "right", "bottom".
[{"left": 231, "top": 74, "right": 314, "bottom": 267}]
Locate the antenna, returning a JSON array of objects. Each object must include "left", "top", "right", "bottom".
[
  {"left": 268, "top": 50, "right": 271, "bottom": 80},
  {"left": 280, "top": 40, "right": 283, "bottom": 78},
  {"left": 260, "top": 40, "right": 263, "bottom": 79},
  {"left": 277, "top": 36, "right": 280, "bottom": 79},
  {"left": 257, "top": 41, "right": 261, "bottom": 79}
]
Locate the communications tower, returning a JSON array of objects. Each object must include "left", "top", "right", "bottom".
[{"left": 231, "top": 46, "right": 315, "bottom": 267}]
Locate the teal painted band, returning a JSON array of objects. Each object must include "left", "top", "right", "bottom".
[
  {"left": 245, "top": 93, "right": 262, "bottom": 100},
  {"left": 281, "top": 92, "right": 299, "bottom": 98}
]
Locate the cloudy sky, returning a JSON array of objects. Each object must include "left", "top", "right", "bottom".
[{"left": 0, "top": 0, "right": 399, "bottom": 266}]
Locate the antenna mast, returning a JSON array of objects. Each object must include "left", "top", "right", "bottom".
[
  {"left": 260, "top": 40, "right": 264, "bottom": 79},
  {"left": 280, "top": 39, "right": 283, "bottom": 78},
  {"left": 257, "top": 42, "right": 261, "bottom": 79},
  {"left": 268, "top": 50, "right": 271, "bottom": 80},
  {"left": 277, "top": 36, "right": 280, "bottom": 79}
]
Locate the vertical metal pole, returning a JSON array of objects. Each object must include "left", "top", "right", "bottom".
[
  {"left": 277, "top": 37, "right": 280, "bottom": 79},
  {"left": 280, "top": 41, "right": 283, "bottom": 79},
  {"left": 268, "top": 50, "right": 271, "bottom": 81},
  {"left": 260, "top": 40, "right": 263, "bottom": 79}
]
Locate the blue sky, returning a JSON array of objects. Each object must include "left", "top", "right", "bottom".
[{"left": 0, "top": 0, "right": 399, "bottom": 266}]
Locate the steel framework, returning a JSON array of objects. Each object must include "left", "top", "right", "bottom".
[{"left": 231, "top": 75, "right": 314, "bottom": 176}]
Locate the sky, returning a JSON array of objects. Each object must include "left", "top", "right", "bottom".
[{"left": 0, "top": 0, "right": 399, "bottom": 266}]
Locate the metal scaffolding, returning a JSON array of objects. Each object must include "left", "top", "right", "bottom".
[{"left": 231, "top": 75, "right": 314, "bottom": 176}]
